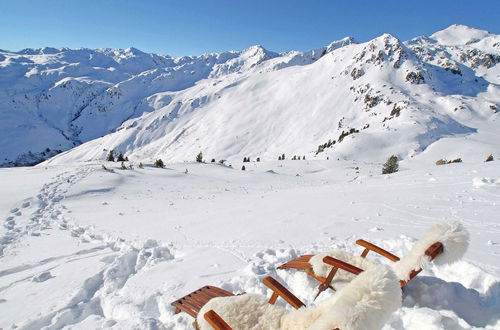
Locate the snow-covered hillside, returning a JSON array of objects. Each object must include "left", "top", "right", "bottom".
[
  {"left": 2, "top": 24, "right": 498, "bottom": 167},
  {"left": 0, "top": 38, "right": 353, "bottom": 167},
  {"left": 1, "top": 157, "right": 499, "bottom": 329}
]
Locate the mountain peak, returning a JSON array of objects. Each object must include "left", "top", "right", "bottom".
[
  {"left": 239, "top": 45, "right": 278, "bottom": 62},
  {"left": 325, "top": 36, "right": 357, "bottom": 52},
  {"left": 430, "top": 24, "right": 491, "bottom": 46},
  {"left": 124, "top": 47, "right": 146, "bottom": 56}
]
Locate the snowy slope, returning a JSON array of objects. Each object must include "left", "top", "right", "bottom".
[
  {"left": 43, "top": 25, "right": 500, "bottom": 167},
  {"left": 1, "top": 158, "right": 499, "bottom": 329},
  {"left": 0, "top": 39, "right": 354, "bottom": 167}
]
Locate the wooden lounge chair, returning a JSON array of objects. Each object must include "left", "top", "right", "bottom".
[
  {"left": 194, "top": 264, "right": 402, "bottom": 329},
  {"left": 278, "top": 220, "right": 468, "bottom": 298},
  {"left": 278, "top": 239, "right": 400, "bottom": 291},
  {"left": 172, "top": 276, "right": 305, "bottom": 327}
]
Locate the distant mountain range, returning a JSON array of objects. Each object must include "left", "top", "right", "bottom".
[{"left": 1, "top": 24, "right": 498, "bottom": 166}]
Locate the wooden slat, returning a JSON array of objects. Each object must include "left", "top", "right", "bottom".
[
  {"left": 171, "top": 286, "right": 235, "bottom": 318},
  {"left": 277, "top": 255, "right": 313, "bottom": 270},
  {"left": 322, "top": 256, "right": 364, "bottom": 275},
  {"left": 204, "top": 310, "right": 233, "bottom": 330},
  {"left": 207, "top": 286, "right": 234, "bottom": 297},
  {"left": 262, "top": 276, "right": 305, "bottom": 309},
  {"left": 183, "top": 297, "right": 204, "bottom": 310},
  {"left": 173, "top": 300, "right": 198, "bottom": 318},
  {"left": 355, "top": 239, "right": 400, "bottom": 262},
  {"left": 189, "top": 292, "right": 213, "bottom": 305}
]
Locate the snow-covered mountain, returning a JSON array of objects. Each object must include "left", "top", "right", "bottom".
[{"left": 2, "top": 24, "right": 499, "bottom": 166}]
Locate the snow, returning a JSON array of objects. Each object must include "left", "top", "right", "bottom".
[
  {"left": 1, "top": 157, "right": 499, "bottom": 329},
  {"left": 1, "top": 23, "right": 500, "bottom": 329},
  {"left": 430, "top": 24, "right": 492, "bottom": 46}
]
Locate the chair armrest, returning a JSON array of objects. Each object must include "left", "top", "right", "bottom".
[
  {"left": 322, "top": 256, "right": 364, "bottom": 275},
  {"left": 204, "top": 310, "right": 233, "bottom": 330},
  {"left": 262, "top": 276, "right": 305, "bottom": 309},
  {"left": 356, "top": 239, "right": 400, "bottom": 262}
]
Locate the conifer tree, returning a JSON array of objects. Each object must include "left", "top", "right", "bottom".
[
  {"left": 382, "top": 155, "right": 399, "bottom": 174},
  {"left": 196, "top": 152, "right": 203, "bottom": 163},
  {"left": 107, "top": 150, "right": 115, "bottom": 162},
  {"left": 154, "top": 159, "right": 165, "bottom": 168}
]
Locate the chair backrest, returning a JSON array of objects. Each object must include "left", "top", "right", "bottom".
[
  {"left": 392, "top": 220, "right": 468, "bottom": 282},
  {"left": 281, "top": 264, "right": 402, "bottom": 330},
  {"left": 399, "top": 241, "right": 443, "bottom": 286}
]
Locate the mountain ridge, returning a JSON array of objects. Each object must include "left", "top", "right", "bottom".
[{"left": 1, "top": 25, "right": 499, "bottom": 167}]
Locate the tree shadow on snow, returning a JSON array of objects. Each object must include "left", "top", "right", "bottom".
[{"left": 402, "top": 276, "right": 500, "bottom": 327}]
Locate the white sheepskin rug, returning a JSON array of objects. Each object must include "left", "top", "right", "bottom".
[
  {"left": 310, "top": 220, "right": 469, "bottom": 282},
  {"left": 196, "top": 264, "right": 401, "bottom": 330},
  {"left": 197, "top": 293, "right": 286, "bottom": 329},
  {"left": 391, "top": 220, "right": 469, "bottom": 281}
]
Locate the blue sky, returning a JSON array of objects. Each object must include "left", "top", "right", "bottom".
[{"left": 1, "top": 0, "right": 499, "bottom": 56}]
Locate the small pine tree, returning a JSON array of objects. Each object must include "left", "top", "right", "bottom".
[
  {"left": 125, "top": 156, "right": 129, "bottom": 161},
  {"left": 256, "top": 157, "right": 260, "bottom": 162},
  {"left": 278, "top": 155, "right": 282, "bottom": 161},
  {"left": 196, "top": 152, "right": 203, "bottom": 163},
  {"left": 219, "top": 159, "right": 226, "bottom": 164},
  {"left": 243, "top": 157, "right": 247, "bottom": 162},
  {"left": 485, "top": 154, "right": 494, "bottom": 162},
  {"left": 382, "top": 155, "right": 399, "bottom": 174},
  {"left": 154, "top": 159, "right": 165, "bottom": 168},
  {"left": 107, "top": 150, "right": 115, "bottom": 162},
  {"left": 302, "top": 156, "right": 305, "bottom": 160},
  {"left": 211, "top": 158, "right": 215, "bottom": 163},
  {"left": 292, "top": 155, "right": 296, "bottom": 160},
  {"left": 282, "top": 153, "right": 285, "bottom": 160},
  {"left": 138, "top": 162, "right": 144, "bottom": 169},
  {"left": 241, "top": 165, "right": 245, "bottom": 171},
  {"left": 117, "top": 153, "right": 125, "bottom": 162}
]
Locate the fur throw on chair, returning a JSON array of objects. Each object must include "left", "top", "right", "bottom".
[
  {"left": 197, "top": 264, "right": 401, "bottom": 330},
  {"left": 391, "top": 220, "right": 469, "bottom": 281},
  {"left": 309, "top": 220, "right": 469, "bottom": 282}
]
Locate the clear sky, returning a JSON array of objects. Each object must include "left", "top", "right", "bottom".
[{"left": 1, "top": 0, "right": 499, "bottom": 56}]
